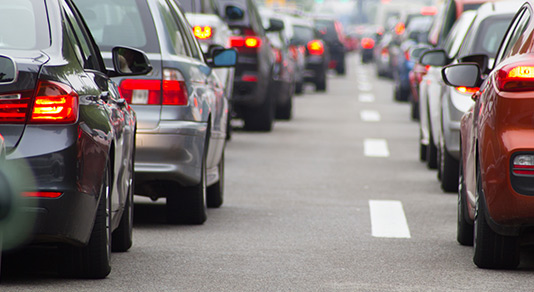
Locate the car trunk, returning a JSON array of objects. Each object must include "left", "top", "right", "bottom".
[{"left": 0, "top": 50, "right": 48, "bottom": 150}]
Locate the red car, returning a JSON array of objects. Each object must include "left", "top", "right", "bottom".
[{"left": 442, "top": 0, "right": 534, "bottom": 269}]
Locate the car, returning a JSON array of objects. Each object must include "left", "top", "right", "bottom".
[
  {"left": 178, "top": 0, "right": 236, "bottom": 139},
  {"left": 313, "top": 16, "right": 346, "bottom": 75},
  {"left": 442, "top": 0, "right": 534, "bottom": 269},
  {"left": 0, "top": 0, "right": 151, "bottom": 278},
  {"left": 408, "top": 44, "right": 432, "bottom": 121},
  {"left": 420, "top": 2, "right": 519, "bottom": 192},
  {"left": 218, "top": 0, "right": 283, "bottom": 131},
  {"left": 74, "top": 0, "right": 237, "bottom": 224},
  {"left": 287, "top": 15, "right": 329, "bottom": 92},
  {"left": 259, "top": 9, "right": 298, "bottom": 120}
]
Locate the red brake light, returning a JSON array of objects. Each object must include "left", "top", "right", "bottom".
[
  {"left": 229, "top": 36, "right": 261, "bottom": 49},
  {"left": 307, "top": 40, "right": 324, "bottom": 55},
  {"left": 421, "top": 6, "right": 437, "bottom": 16},
  {"left": 0, "top": 90, "right": 32, "bottom": 123},
  {"left": 395, "top": 22, "right": 405, "bottom": 35},
  {"left": 361, "top": 38, "right": 375, "bottom": 49},
  {"left": 455, "top": 86, "right": 480, "bottom": 94},
  {"left": 496, "top": 65, "right": 534, "bottom": 92},
  {"left": 22, "top": 191, "right": 63, "bottom": 198},
  {"left": 193, "top": 26, "right": 213, "bottom": 39},
  {"left": 30, "top": 80, "right": 79, "bottom": 124},
  {"left": 273, "top": 48, "right": 282, "bottom": 63},
  {"left": 404, "top": 50, "right": 410, "bottom": 61},
  {"left": 119, "top": 69, "right": 188, "bottom": 106}
]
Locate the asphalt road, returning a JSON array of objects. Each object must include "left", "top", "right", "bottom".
[{"left": 4, "top": 54, "right": 534, "bottom": 291}]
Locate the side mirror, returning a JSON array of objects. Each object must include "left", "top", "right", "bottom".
[
  {"left": 207, "top": 48, "right": 238, "bottom": 68},
  {"left": 420, "top": 49, "right": 450, "bottom": 67},
  {"left": 266, "top": 18, "right": 284, "bottom": 32},
  {"left": 442, "top": 63, "right": 482, "bottom": 88},
  {"left": 111, "top": 46, "right": 152, "bottom": 76},
  {"left": 225, "top": 5, "right": 244, "bottom": 21},
  {"left": 459, "top": 54, "right": 490, "bottom": 74},
  {"left": 410, "top": 46, "right": 429, "bottom": 62}
]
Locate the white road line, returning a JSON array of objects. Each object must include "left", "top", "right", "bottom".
[
  {"left": 358, "top": 83, "right": 373, "bottom": 92},
  {"left": 360, "top": 110, "right": 381, "bottom": 122},
  {"left": 369, "top": 200, "right": 411, "bottom": 238},
  {"left": 364, "top": 139, "right": 389, "bottom": 157},
  {"left": 359, "top": 93, "right": 375, "bottom": 103}
]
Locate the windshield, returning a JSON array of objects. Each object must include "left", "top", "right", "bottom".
[
  {"left": 0, "top": 0, "right": 49, "bottom": 50},
  {"left": 292, "top": 25, "right": 315, "bottom": 44}
]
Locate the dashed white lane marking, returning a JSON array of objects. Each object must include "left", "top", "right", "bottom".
[
  {"left": 360, "top": 110, "right": 381, "bottom": 122},
  {"left": 359, "top": 93, "right": 375, "bottom": 103},
  {"left": 364, "top": 139, "right": 389, "bottom": 157},
  {"left": 358, "top": 83, "right": 373, "bottom": 92},
  {"left": 369, "top": 200, "right": 411, "bottom": 238}
]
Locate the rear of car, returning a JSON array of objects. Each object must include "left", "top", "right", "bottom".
[{"left": 314, "top": 17, "right": 346, "bottom": 75}]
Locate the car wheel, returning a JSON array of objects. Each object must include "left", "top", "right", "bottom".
[
  {"left": 426, "top": 130, "right": 438, "bottom": 169},
  {"left": 112, "top": 151, "right": 134, "bottom": 252},
  {"left": 440, "top": 145, "right": 459, "bottom": 192},
  {"left": 207, "top": 151, "right": 224, "bottom": 208},
  {"left": 473, "top": 167, "right": 520, "bottom": 269},
  {"left": 62, "top": 162, "right": 112, "bottom": 279},
  {"left": 336, "top": 62, "right": 346, "bottom": 75},
  {"left": 276, "top": 95, "right": 292, "bottom": 120},
  {"left": 419, "top": 130, "right": 427, "bottom": 162},
  {"left": 167, "top": 149, "right": 207, "bottom": 225},
  {"left": 295, "top": 81, "right": 303, "bottom": 94},
  {"left": 315, "top": 74, "right": 327, "bottom": 92},
  {"left": 457, "top": 151, "right": 473, "bottom": 246},
  {"left": 411, "top": 100, "right": 419, "bottom": 121},
  {"left": 243, "top": 92, "right": 274, "bottom": 132}
]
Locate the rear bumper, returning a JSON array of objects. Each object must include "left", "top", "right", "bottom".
[{"left": 134, "top": 121, "right": 207, "bottom": 190}]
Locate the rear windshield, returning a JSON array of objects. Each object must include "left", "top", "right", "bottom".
[
  {"left": 177, "top": 0, "right": 194, "bottom": 13},
  {"left": 459, "top": 15, "right": 514, "bottom": 58},
  {"left": 0, "top": 0, "right": 49, "bottom": 50},
  {"left": 315, "top": 19, "right": 337, "bottom": 40},
  {"left": 74, "top": 0, "right": 159, "bottom": 53},
  {"left": 292, "top": 25, "right": 315, "bottom": 43}
]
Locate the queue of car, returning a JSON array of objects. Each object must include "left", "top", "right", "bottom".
[
  {"left": 365, "top": 0, "right": 534, "bottom": 269},
  {"left": 0, "top": 0, "right": 346, "bottom": 279}
]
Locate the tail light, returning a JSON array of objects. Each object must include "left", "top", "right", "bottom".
[
  {"left": 193, "top": 26, "right": 213, "bottom": 39},
  {"left": 30, "top": 80, "right": 79, "bottom": 124},
  {"left": 229, "top": 36, "right": 262, "bottom": 51},
  {"left": 513, "top": 155, "right": 534, "bottom": 175},
  {"left": 273, "top": 48, "right": 282, "bottom": 64},
  {"left": 289, "top": 45, "right": 299, "bottom": 60},
  {"left": 455, "top": 86, "right": 480, "bottom": 94},
  {"left": 22, "top": 191, "right": 63, "bottom": 198},
  {"left": 0, "top": 90, "right": 33, "bottom": 123},
  {"left": 496, "top": 64, "right": 534, "bottom": 92},
  {"left": 307, "top": 40, "right": 324, "bottom": 55},
  {"left": 381, "top": 47, "right": 389, "bottom": 56},
  {"left": 361, "top": 38, "right": 375, "bottom": 49},
  {"left": 404, "top": 50, "right": 410, "bottom": 61},
  {"left": 119, "top": 69, "right": 188, "bottom": 106},
  {"left": 395, "top": 22, "right": 405, "bottom": 35}
]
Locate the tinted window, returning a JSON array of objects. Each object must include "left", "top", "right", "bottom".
[
  {"left": 315, "top": 19, "right": 337, "bottom": 41},
  {"left": 177, "top": 0, "right": 194, "bottom": 12},
  {"left": 463, "top": 4, "right": 483, "bottom": 11},
  {"left": 0, "top": 0, "right": 49, "bottom": 50},
  {"left": 292, "top": 25, "right": 315, "bottom": 43},
  {"left": 459, "top": 15, "right": 513, "bottom": 59},
  {"left": 74, "top": 0, "right": 159, "bottom": 53},
  {"left": 156, "top": 0, "right": 189, "bottom": 56},
  {"left": 442, "top": 11, "right": 476, "bottom": 59}
]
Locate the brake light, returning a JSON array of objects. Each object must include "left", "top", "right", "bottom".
[
  {"left": 307, "top": 40, "right": 324, "bottom": 55},
  {"left": 22, "top": 191, "right": 63, "bottom": 198},
  {"left": 119, "top": 69, "right": 188, "bottom": 106},
  {"left": 404, "top": 50, "right": 410, "bottom": 61},
  {"left": 229, "top": 36, "right": 262, "bottom": 49},
  {"left": 273, "top": 48, "right": 282, "bottom": 63},
  {"left": 455, "top": 87, "right": 480, "bottom": 94},
  {"left": 395, "top": 22, "right": 405, "bottom": 35},
  {"left": 496, "top": 65, "right": 534, "bottom": 92},
  {"left": 513, "top": 155, "right": 534, "bottom": 175},
  {"left": 381, "top": 48, "right": 389, "bottom": 56},
  {"left": 0, "top": 90, "right": 33, "bottom": 123},
  {"left": 421, "top": 6, "right": 437, "bottom": 16},
  {"left": 361, "top": 38, "right": 375, "bottom": 49},
  {"left": 30, "top": 80, "right": 79, "bottom": 124},
  {"left": 193, "top": 26, "right": 213, "bottom": 39}
]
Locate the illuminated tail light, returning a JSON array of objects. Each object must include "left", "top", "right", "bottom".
[
  {"left": 496, "top": 65, "right": 534, "bottom": 92},
  {"left": 455, "top": 86, "right": 480, "bottom": 94},
  {"left": 395, "top": 22, "right": 405, "bottom": 35},
  {"left": 404, "top": 50, "right": 410, "bottom": 61},
  {"left": 193, "top": 26, "right": 213, "bottom": 39},
  {"left": 513, "top": 155, "right": 534, "bottom": 175},
  {"left": 0, "top": 91, "right": 33, "bottom": 123},
  {"left": 22, "top": 191, "right": 63, "bottom": 198},
  {"left": 307, "top": 40, "right": 324, "bottom": 55},
  {"left": 381, "top": 48, "right": 389, "bottom": 56},
  {"left": 273, "top": 48, "right": 282, "bottom": 63},
  {"left": 361, "top": 38, "right": 375, "bottom": 49},
  {"left": 30, "top": 80, "right": 79, "bottom": 124},
  {"left": 229, "top": 36, "right": 262, "bottom": 50},
  {"left": 119, "top": 69, "right": 188, "bottom": 106}
]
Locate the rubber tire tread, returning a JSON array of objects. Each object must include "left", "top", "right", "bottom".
[{"left": 207, "top": 152, "right": 224, "bottom": 208}]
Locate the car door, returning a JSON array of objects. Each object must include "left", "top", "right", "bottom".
[{"left": 63, "top": 0, "right": 132, "bottom": 216}]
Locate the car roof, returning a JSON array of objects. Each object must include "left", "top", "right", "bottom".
[{"left": 476, "top": 1, "right": 524, "bottom": 17}]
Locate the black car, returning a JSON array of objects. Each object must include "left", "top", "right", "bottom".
[
  {"left": 313, "top": 17, "right": 346, "bottom": 76},
  {"left": 0, "top": 0, "right": 151, "bottom": 278},
  {"left": 219, "top": 0, "right": 283, "bottom": 131}
]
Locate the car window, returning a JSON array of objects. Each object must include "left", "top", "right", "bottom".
[
  {"left": 178, "top": 0, "right": 195, "bottom": 12},
  {"left": 167, "top": 0, "right": 203, "bottom": 60},
  {"left": 62, "top": 1, "right": 101, "bottom": 71},
  {"left": 156, "top": 0, "right": 190, "bottom": 57},
  {"left": 74, "top": 0, "right": 159, "bottom": 53},
  {"left": 292, "top": 25, "right": 315, "bottom": 44},
  {"left": 442, "top": 11, "right": 476, "bottom": 59},
  {"left": 0, "top": 0, "right": 49, "bottom": 50},
  {"left": 500, "top": 9, "right": 531, "bottom": 61},
  {"left": 459, "top": 15, "right": 513, "bottom": 59}
]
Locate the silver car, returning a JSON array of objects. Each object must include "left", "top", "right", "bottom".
[{"left": 75, "top": 0, "right": 236, "bottom": 224}]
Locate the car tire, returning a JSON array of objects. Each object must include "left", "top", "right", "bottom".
[
  {"left": 167, "top": 149, "right": 207, "bottom": 225},
  {"left": 473, "top": 168, "right": 520, "bottom": 269},
  {"left": 426, "top": 131, "right": 438, "bottom": 169},
  {"left": 419, "top": 130, "right": 427, "bottom": 162},
  {"left": 207, "top": 152, "right": 224, "bottom": 208},
  {"left": 457, "top": 151, "right": 473, "bottom": 246},
  {"left": 112, "top": 149, "right": 134, "bottom": 252},
  {"left": 440, "top": 145, "right": 459, "bottom": 192},
  {"left": 276, "top": 95, "right": 292, "bottom": 120},
  {"left": 316, "top": 74, "right": 327, "bottom": 92},
  {"left": 243, "top": 93, "right": 274, "bottom": 132},
  {"left": 336, "top": 62, "right": 346, "bottom": 75},
  {"left": 61, "top": 162, "right": 112, "bottom": 279},
  {"left": 411, "top": 100, "right": 419, "bottom": 121}
]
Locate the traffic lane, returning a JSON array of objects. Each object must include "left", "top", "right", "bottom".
[{"left": 2, "top": 54, "right": 534, "bottom": 291}]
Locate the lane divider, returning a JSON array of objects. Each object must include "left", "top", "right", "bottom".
[
  {"left": 360, "top": 110, "right": 381, "bottom": 122},
  {"left": 369, "top": 200, "right": 411, "bottom": 238},
  {"left": 364, "top": 138, "right": 389, "bottom": 157}
]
